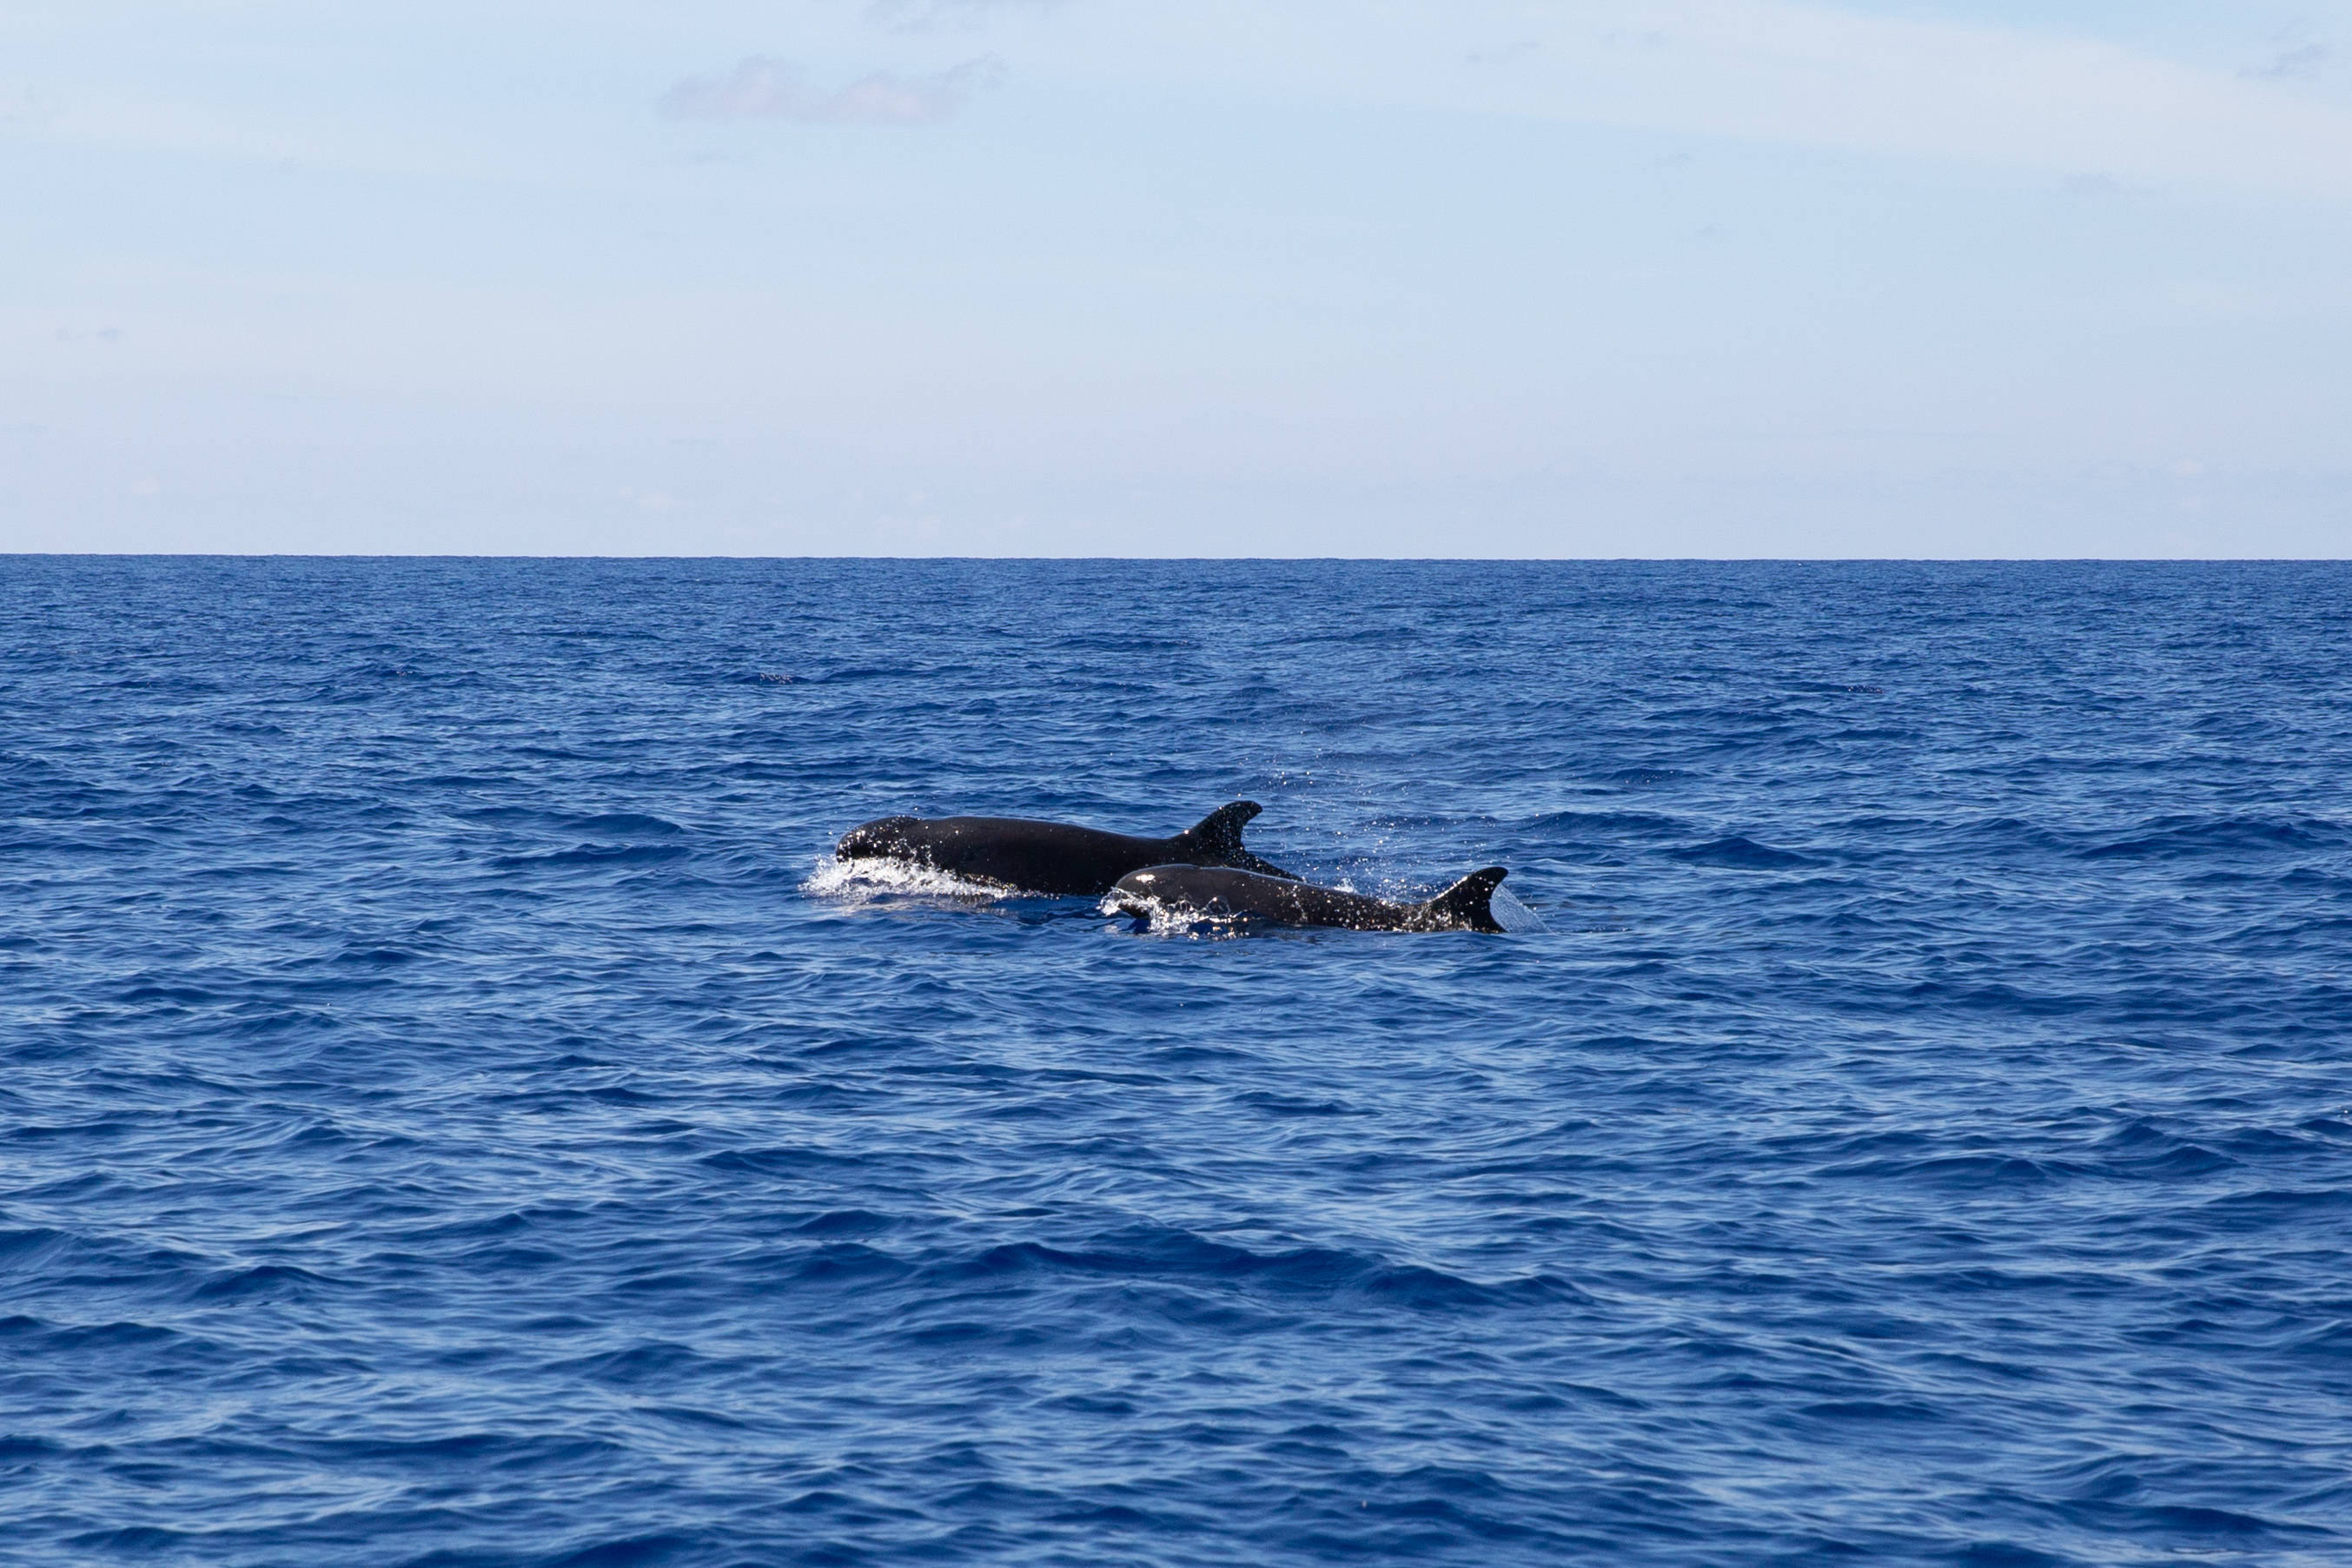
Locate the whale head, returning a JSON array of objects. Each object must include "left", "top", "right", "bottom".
[
  {"left": 1111, "top": 865, "right": 1166, "bottom": 919},
  {"left": 836, "top": 815, "right": 921, "bottom": 861}
]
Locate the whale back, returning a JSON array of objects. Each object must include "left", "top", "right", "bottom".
[
  {"left": 834, "top": 801, "right": 1291, "bottom": 895},
  {"left": 1115, "top": 863, "right": 1508, "bottom": 934}
]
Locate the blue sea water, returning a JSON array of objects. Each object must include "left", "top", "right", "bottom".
[{"left": 3, "top": 557, "right": 2350, "bottom": 1567}]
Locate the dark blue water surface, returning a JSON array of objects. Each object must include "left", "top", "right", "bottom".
[{"left": 5, "top": 558, "right": 2351, "bottom": 1568}]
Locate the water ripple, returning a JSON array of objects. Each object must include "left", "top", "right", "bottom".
[{"left": 3, "top": 559, "right": 2349, "bottom": 1566}]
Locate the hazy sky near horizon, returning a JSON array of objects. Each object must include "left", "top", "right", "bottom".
[{"left": 5, "top": 0, "right": 2349, "bottom": 556}]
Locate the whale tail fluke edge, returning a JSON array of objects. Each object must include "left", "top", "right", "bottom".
[
  {"left": 1422, "top": 866, "right": 1508, "bottom": 933},
  {"left": 1176, "top": 800, "right": 1298, "bottom": 881}
]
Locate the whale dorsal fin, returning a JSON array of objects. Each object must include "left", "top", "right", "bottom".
[
  {"left": 1421, "top": 866, "right": 1508, "bottom": 932},
  {"left": 1171, "top": 800, "right": 1297, "bottom": 880},
  {"left": 1181, "top": 800, "right": 1261, "bottom": 853}
]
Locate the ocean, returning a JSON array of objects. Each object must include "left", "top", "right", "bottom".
[{"left": 3, "top": 557, "right": 2349, "bottom": 1566}]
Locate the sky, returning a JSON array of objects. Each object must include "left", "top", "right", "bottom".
[{"left": 4, "top": 0, "right": 2349, "bottom": 557}]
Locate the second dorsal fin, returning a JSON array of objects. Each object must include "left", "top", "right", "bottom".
[
  {"left": 1420, "top": 866, "right": 1508, "bottom": 932},
  {"left": 1171, "top": 800, "right": 1296, "bottom": 880}
]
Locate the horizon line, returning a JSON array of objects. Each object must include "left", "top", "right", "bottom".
[{"left": 3, "top": 553, "right": 2347, "bottom": 566}]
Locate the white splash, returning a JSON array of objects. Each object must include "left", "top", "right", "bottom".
[
  {"left": 1096, "top": 890, "right": 1247, "bottom": 939},
  {"left": 1487, "top": 884, "right": 1550, "bottom": 935},
  {"left": 802, "top": 854, "right": 1012, "bottom": 904}
]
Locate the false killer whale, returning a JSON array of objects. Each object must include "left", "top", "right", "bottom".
[
  {"left": 834, "top": 801, "right": 1295, "bottom": 897},
  {"left": 1112, "top": 863, "right": 1509, "bottom": 934}
]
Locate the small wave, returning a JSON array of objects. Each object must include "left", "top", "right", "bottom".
[
  {"left": 490, "top": 844, "right": 690, "bottom": 870},
  {"left": 1666, "top": 835, "right": 1819, "bottom": 870},
  {"left": 1527, "top": 809, "right": 1686, "bottom": 837},
  {"left": 791, "top": 1209, "right": 898, "bottom": 1238},
  {"left": 1819, "top": 1153, "right": 2071, "bottom": 1188},
  {"left": 1593, "top": 766, "right": 1693, "bottom": 787},
  {"left": 567, "top": 812, "right": 684, "bottom": 837},
  {"left": 556, "top": 1341, "right": 710, "bottom": 1387},
  {"left": 2080, "top": 813, "right": 2346, "bottom": 860},
  {"left": 0, "top": 1227, "right": 68, "bottom": 1267},
  {"left": 332, "top": 945, "right": 421, "bottom": 967},
  {"left": 926, "top": 1227, "right": 1583, "bottom": 1312},
  {"left": 189, "top": 1262, "right": 333, "bottom": 1301}
]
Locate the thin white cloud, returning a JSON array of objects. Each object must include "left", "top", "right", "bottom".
[
  {"left": 659, "top": 55, "right": 1003, "bottom": 123},
  {"left": 2244, "top": 43, "right": 2329, "bottom": 81},
  {"left": 2240, "top": 20, "right": 2332, "bottom": 83},
  {"left": 1, "top": 85, "right": 58, "bottom": 128},
  {"left": 1577, "top": 1, "right": 2352, "bottom": 197},
  {"left": 1083, "top": 0, "right": 2352, "bottom": 200}
]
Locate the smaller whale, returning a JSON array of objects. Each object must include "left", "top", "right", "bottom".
[
  {"left": 1113, "top": 863, "right": 1509, "bottom": 934},
  {"left": 835, "top": 801, "right": 1295, "bottom": 897}
]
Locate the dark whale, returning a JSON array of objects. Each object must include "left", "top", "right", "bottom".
[
  {"left": 835, "top": 801, "right": 1295, "bottom": 897},
  {"left": 1112, "top": 863, "right": 1509, "bottom": 934}
]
